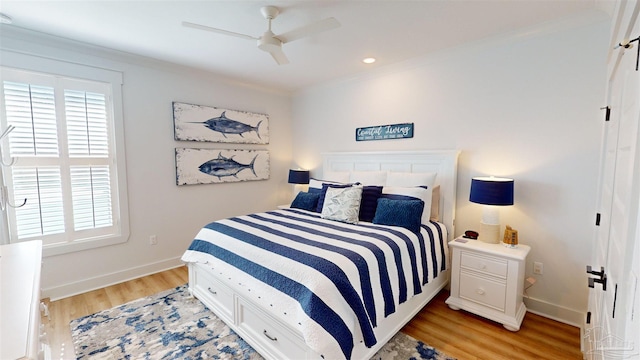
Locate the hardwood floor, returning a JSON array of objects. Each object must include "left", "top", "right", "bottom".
[
  {"left": 42, "top": 266, "right": 189, "bottom": 360},
  {"left": 401, "top": 291, "right": 583, "bottom": 360},
  {"left": 43, "top": 266, "right": 582, "bottom": 360}
]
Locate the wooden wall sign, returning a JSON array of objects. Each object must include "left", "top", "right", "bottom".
[{"left": 355, "top": 123, "right": 414, "bottom": 141}]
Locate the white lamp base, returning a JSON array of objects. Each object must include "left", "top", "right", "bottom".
[{"left": 479, "top": 222, "right": 500, "bottom": 243}]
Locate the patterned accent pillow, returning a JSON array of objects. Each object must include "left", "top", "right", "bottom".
[
  {"left": 321, "top": 185, "right": 363, "bottom": 224},
  {"left": 372, "top": 198, "right": 424, "bottom": 233},
  {"left": 290, "top": 191, "right": 320, "bottom": 212},
  {"left": 316, "top": 183, "right": 354, "bottom": 212}
]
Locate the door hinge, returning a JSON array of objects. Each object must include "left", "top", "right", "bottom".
[
  {"left": 586, "top": 311, "right": 591, "bottom": 324},
  {"left": 587, "top": 265, "right": 607, "bottom": 291},
  {"left": 615, "top": 36, "right": 640, "bottom": 71},
  {"left": 595, "top": 213, "right": 601, "bottom": 226},
  {"left": 600, "top": 106, "right": 611, "bottom": 121}
]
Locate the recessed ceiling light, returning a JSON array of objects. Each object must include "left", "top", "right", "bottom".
[
  {"left": 0, "top": 13, "right": 12, "bottom": 25},
  {"left": 362, "top": 57, "right": 376, "bottom": 64}
]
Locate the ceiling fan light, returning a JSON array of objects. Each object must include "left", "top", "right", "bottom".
[
  {"left": 257, "top": 35, "right": 282, "bottom": 53},
  {"left": 362, "top": 57, "right": 376, "bottom": 64}
]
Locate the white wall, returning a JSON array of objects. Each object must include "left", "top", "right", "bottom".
[
  {"left": 0, "top": 28, "right": 293, "bottom": 300},
  {"left": 292, "top": 13, "right": 610, "bottom": 325}
]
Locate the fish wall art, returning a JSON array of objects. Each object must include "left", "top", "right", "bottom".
[
  {"left": 175, "top": 148, "right": 270, "bottom": 185},
  {"left": 173, "top": 102, "right": 269, "bottom": 144}
]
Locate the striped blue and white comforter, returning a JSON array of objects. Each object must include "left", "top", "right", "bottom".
[{"left": 181, "top": 208, "right": 448, "bottom": 360}]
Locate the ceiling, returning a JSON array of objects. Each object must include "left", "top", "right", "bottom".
[{"left": 0, "top": 1, "right": 607, "bottom": 93}]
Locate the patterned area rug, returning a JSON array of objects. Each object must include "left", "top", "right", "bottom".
[{"left": 70, "top": 285, "right": 455, "bottom": 360}]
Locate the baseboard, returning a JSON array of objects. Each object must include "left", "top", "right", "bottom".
[
  {"left": 523, "top": 295, "right": 584, "bottom": 328},
  {"left": 42, "top": 257, "right": 185, "bottom": 301}
]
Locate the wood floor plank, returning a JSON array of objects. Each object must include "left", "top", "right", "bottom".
[
  {"left": 42, "top": 266, "right": 583, "bottom": 360},
  {"left": 43, "top": 266, "right": 188, "bottom": 360},
  {"left": 403, "top": 291, "right": 583, "bottom": 360}
]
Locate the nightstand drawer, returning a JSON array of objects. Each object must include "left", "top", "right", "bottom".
[
  {"left": 459, "top": 272, "right": 506, "bottom": 311},
  {"left": 461, "top": 251, "right": 508, "bottom": 278}
]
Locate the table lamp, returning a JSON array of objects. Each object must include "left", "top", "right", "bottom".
[
  {"left": 288, "top": 169, "right": 310, "bottom": 185},
  {"left": 469, "top": 176, "right": 514, "bottom": 243}
]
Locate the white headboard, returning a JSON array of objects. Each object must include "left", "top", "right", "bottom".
[{"left": 321, "top": 150, "right": 460, "bottom": 241}]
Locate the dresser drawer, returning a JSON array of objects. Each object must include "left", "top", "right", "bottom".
[
  {"left": 460, "top": 251, "right": 508, "bottom": 278},
  {"left": 192, "top": 266, "right": 234, "bottom": 323},
  {"left": 237, "top": 298, "right": 307, "bottom": 359},
  {"left": 459, "top": 271, "right": 507, "bottom": 311}
]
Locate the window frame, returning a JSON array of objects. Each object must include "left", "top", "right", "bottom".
[{"left": 0, "top": 51, "right": 130, "bottom": 256}]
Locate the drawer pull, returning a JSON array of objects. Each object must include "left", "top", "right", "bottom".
[
  {"left": 476, "top": 288, "right": 485, "bottom": 295},
  {"left": 263, "top": 329, "right": 278, "bottom": 342},
  {"left": 207, "top": 287, "right": 217, "bottom": 295}
]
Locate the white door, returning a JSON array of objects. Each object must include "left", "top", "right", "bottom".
[{"left": 584, "top": 0, "right": 640, "bottom": 358}]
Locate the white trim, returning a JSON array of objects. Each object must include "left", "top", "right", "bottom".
[
  {"left": 42, "top": 257, "right": 184, "bottom": 301},
  {"left": 0, "top": 26, "right": 290, "bottom": 96},
  {"left": 524, "top": 295, "right": 584, "bottom": 327},
  {"left": 1, "top": 49, "right": 123, "bottom": 85}
]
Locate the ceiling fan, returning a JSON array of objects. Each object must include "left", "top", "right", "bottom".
[{"left": 182, "top": 6, "right": 340, "bottom": 65}]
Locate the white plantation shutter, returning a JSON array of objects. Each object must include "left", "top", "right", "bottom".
[
  {"left": 11, "top": 167, "right": 65, "bottom": 238},
  {"left": 70, "top": 166, "right": 112, "bottom": 231},
  {"left": 3, "top": 81, "right": 59, "bottom": 156},
  {"left": 65, "top": 90, "right": 109, "bottom": 157},
  {"left": 1, "top": 65, "right": 128, "bottom": 253},
  {"left": 64, "top": 89, "right": 113, "bottom": 231}
]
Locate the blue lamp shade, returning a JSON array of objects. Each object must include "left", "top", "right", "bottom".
[
  {"left": 288, "top": 169, "right": 310, "bottom": 185},
  {"left": 469, "top": 177, "right": 514, "bottom": 206}
]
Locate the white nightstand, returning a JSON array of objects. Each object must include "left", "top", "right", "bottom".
[{"left": 445, "top": 238, "right": 530, "bottom": 331}]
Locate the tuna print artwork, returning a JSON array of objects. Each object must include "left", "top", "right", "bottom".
[
  {"left": 176, "top": 148, "right": 269, "bottom": 185},
  {"left": 173, "top": 102, "right": 269, "bottom": 144}
]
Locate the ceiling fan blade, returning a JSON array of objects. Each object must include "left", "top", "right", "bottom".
[
  {"left": 268, "top": 48, "right": 290, "bottom": 65},
  {"left": 182, "top": 21, "right": 258, "bottom": 41},
  {"left": 276, "top": 17, "right": 340, "bottom": 44}
]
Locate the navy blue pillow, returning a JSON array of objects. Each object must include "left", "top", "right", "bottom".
[
  {"left": 291, "top": 191, "right": 320, "bottom": 212},
  {"left": 316, "top": 183, "right": 353, "bottom": 213},
  {"left": 372, "top": 198, "right": 424, "bottom": 233},
  {"left": 379, "top": 193, "right": 421, "bottom": 201},
  {"left": 359, "top": 186, "right": 383, "bottom": 222}
]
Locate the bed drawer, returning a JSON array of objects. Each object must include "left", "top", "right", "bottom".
[
  {"left": 460, "top": 251, "right": 508, "bottom": 278},
  {"left": 459, "top": 271, "right": 506, "bottom": 311},
  {"left": 192, "top": 265, "right": 234, "bottom": 323},
  {"left": 236, "top": 297, "right": 307, "bottom": 360}
]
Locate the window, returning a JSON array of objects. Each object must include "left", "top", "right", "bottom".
[{"left": 0, "top": 61, "right": 129, "bottom": 256}]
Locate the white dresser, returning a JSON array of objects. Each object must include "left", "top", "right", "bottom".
[
  {"left": 446, "top": 238, "right": 530, "bottom": 331},
  {"left": 0, "top": 240, "right": 50, "bottom": 360}
]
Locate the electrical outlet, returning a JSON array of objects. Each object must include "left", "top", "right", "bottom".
[
  {"left": 533, "top": 262, "right": 543, "bottom": 275},
  {"left": 149, "top": 235, "right": 157, "bottom": 245}
]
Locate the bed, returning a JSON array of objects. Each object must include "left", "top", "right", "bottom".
[{"left": 181, "top": 150, "right": 460, "bottom": 360}]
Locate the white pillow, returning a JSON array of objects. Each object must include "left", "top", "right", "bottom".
[
  {"left": 322, "top": 171, "right": 351, "bottom": 183},
  {"left": 309, "top": 178, "right": 347, "bottom": 191},
  {"left": 349, "top": 171, "right": 387, "bottom": 186},
  {"left": 321, "top": 185, "right": 363, "bottom": 224},
  {"left": 386, "top": 172, "right": 437, "bottom": 188},
  {"left": 382, "top": 186, "right": 432, "bottom": 224}
]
